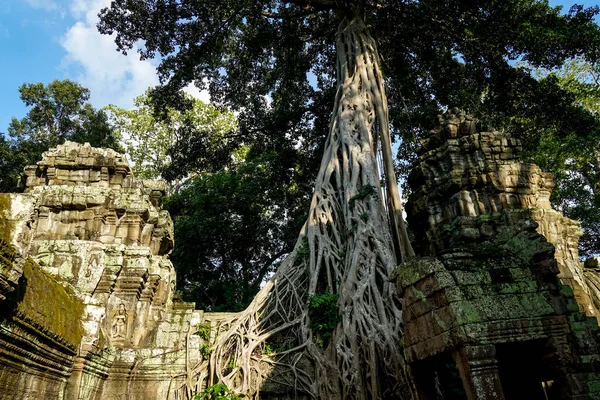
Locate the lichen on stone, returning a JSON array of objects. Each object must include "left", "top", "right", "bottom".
[{"left": 14, "top": 257, "right": 85, "bottom": 347}]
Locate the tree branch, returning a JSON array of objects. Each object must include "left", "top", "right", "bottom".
[
  {"left": 281, "top": 0, "right": 338, "bottom": 11},
  {"left": 261, "top": 9, "right": 318, "bottom": 19},
  {"left": 250, "top": 248, "right": 290, "bottom": 288}
]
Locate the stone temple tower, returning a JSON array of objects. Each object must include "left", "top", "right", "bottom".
[
  {"left": 397, "top": 110, "right": 600, "bottom": 400},
  {"left": 0, "top": 142, "right": 202, "bottom": 399}
]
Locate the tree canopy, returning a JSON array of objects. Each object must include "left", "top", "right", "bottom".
[
  {"left": 8, "top": 79, "right": 122, "bottom": 149},
  {"left": 1, "top": 79, "right": 122, "bottom": 192},
  {"left": 522, "top": 58, "right": 600, "bottom": 256},
  {"left": 99, "top": 0, "right": 600, "bottom": 153},
  {"left": 107, "top": 91, "right": 238, "bottom": 182},
  {"left": 166, "top": 148, "right": 309, "bottom": 311}
]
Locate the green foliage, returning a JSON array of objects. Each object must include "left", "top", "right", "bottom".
[
  {"left": 165, "top": 149, "right": 309, "bottom": 311},
  {"left": 106, "top": 91, "right": 237, "bottom": 182},
  {"left": 226, "top": 357, "right": 237, "bottom": 371},
  {"left": 349, "top": 184, "right": 377, "bottom": 210},
  {"left": 263, "top": 341, "right": 274, "bottom": 356},
  {"left": 520, "top": 58, "right": 600, "bottom": 256},
  {"left": 308, "top": 291, "right": 339, "bottom": 347},
  {"left": 193, "top": 383, "right": 242, "bottom": 400},
  {"left": 530, "top": 58, "right": 600, "bottom": 114},
  {"left": 1, "top": 80, "right": 122, "bottom": 192},
  {"left": 8, "top": 80, "right": 122, "bottom": 150},
  {"left": 0, "top": 136, "right": 45, "bottom": 192},
  {"left": 200, "top": 343, "right": 212, "bottom": 360},
  {"left": 442, "top": 218, "right": 461, "bottom": 237},
  {"left": 196, "top": 322, "right": 212, "bottom": 341}
]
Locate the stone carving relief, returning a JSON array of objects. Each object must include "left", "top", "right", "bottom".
[{"left": 111, "top": 304, "right": 128, "bottom": 339}]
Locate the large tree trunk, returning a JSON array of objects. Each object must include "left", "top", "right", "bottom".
[{"left": 193, "top": 16, "right": 414, "bottom": 400}]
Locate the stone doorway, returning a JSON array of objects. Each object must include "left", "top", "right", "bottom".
[
  {"left": 496, "top": 340, "right": 560, "bottom": 400},
  {"left": 412, "top": 353, "right": 467, "bottom": 400}
]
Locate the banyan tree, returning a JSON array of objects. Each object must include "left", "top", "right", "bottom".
[{"left": 98, "top": 0, "right": 600, "bottom": 398}]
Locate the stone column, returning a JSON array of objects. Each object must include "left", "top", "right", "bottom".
[
  {"left": 453, "top": 344, "right": 505, "bottom": 400},
  {"left": 545, "top": 335, "right": 582, "bottom": 399}
]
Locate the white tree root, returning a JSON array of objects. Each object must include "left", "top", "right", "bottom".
[{"left": 189, "top": 17, "right": 414, "bottom": 400}]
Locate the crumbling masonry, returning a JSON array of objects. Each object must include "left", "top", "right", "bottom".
[
  {"left": 399, "top": 109, "right": 600, "bottom": 399},
  {"left": 0, "top": 142, "right": 203, "bottom": 399}
]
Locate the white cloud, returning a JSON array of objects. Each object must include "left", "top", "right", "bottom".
[
  {"left": 60, "top": 0, "right": 159, "bottom": 109},
  {"left": 69, "top": 0, "right": 107, "bottom": 22},
  {"left": 56, "top": 0, "right": 211, "bottom": 109},
  {"left": 183, "top": 83, "right": 211, "bottom": 104}
]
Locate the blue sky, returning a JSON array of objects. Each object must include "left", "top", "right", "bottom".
[
  {"left": 0, "top": 0, "right": 598, "bottom": 134},
  {"left": 0, "top": 0, "right": 208, "bottom": 133}
]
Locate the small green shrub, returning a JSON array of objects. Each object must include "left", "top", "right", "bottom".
[
  {"left": 196, "top": 322, "right": 212, "bottom": 341},
  {"left": 263, "top": 341, "right": 274, "bottom": 355},
  {"left": 308, "top": 291, "right": 340, "bottom": 347},
  {"left": 442, "top": 218, "right": 460, "bottom": 237},
  {"left": 193, "top": 383, "right": 242, "bottom": 400},
  {"left": 201, "top": 343, "right": 212, "bottom": 360},
  {"left": 227, "top": 357, "right": 237, "bottom": 371},
  {"left": 349, "top": 184, "right": 377, "bottom": 210}
]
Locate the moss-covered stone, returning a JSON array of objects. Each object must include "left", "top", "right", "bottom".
[
  {"left": 401, "top": 110, "right": 600, "bottom": 399},
  {"left": 15, "top": 258, "right": 85, "bottom": 347}
]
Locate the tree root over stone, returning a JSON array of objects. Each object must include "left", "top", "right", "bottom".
[{"left": 189, "top": 16, "right": 415, "bottom": 400}]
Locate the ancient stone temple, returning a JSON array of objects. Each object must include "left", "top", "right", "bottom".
[
  {"left": 398, "top": 109, "right": 600, "bottom": 399},
  {"left": 2, "top": 119, "right": 600, "bottom": 400},
  {"left": 0, "top": 142, "right": 202, "bottom": 399}
]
